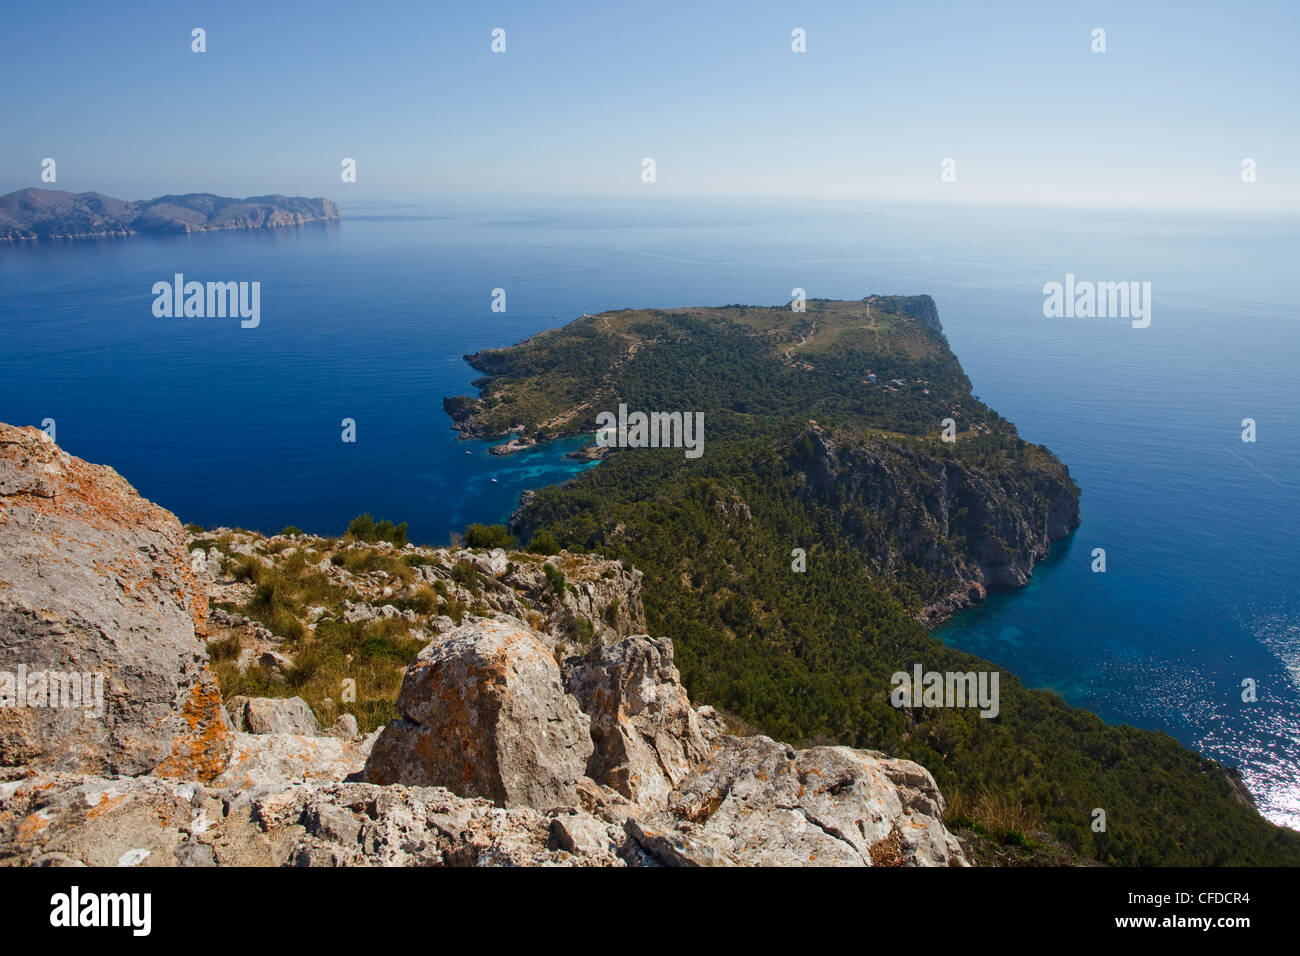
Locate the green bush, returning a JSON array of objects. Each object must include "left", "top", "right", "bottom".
[
  {"left": 465, "top": 523, "right": 517, "bottom": 549},
  {"left": 542, "top": 562, "right": 567, "bottom": 594},
  {"left": 442, "top": 596, "right": 467, "bottom": 624},
  {"left": 451, "top": 559, "right": 482, "bottom": 596},
  {"left": 346, "top": 513, "right": 408, "bottom": 547},
  {"left": 346, "top": 513, "right": 375, "bottom": 540},
  {"left": 394, "top": 587, "right": 439, "bottom": 616},
  {"left": 527, "top": 530, "right": 561, "bottom": 555},
  {"left": 206, "top": 633, "right": 241, "bottom": 662},
  {"left": 226, "top": 554, "right": 264, "bottom": 583}
]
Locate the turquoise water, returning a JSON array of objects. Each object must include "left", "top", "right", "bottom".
[{"left": 2, "top": 198, "right": 1297, "bottom": 827}]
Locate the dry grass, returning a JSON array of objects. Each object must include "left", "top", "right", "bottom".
[{"left": 945, "top": 785, "right": 1042, "bottom": 841}]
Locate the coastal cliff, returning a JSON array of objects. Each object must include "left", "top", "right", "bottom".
[
  {"left": 0, "top": 188, "right": 340, "bottom": 241},
  {"left": 792, "top": 424, "right": 1080, "bottom": 626}
]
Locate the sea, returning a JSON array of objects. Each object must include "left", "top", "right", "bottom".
[{"left": 2, "top": 197, "right": 1297, "bottom": 829}]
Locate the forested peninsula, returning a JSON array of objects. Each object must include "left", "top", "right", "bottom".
[{"left": 444, "top": 295, "right": 1300, "bottom": 865}]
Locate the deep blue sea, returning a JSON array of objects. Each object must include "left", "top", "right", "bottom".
[{"left": 3, "top": 198, "right": 1297, "bottom": 829}]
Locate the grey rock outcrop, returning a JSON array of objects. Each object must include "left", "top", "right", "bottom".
[
  {"left": 623, "top": 735, "right": 965, "bottom": 867},
  {"left": 210, "top": 731, "right": 378, "bottom": 795},
  {"left": 362, "top": 618, "right": 594, "bottom": 809},
  {"left": 408, "top": 550, "right": 644, "bottom": 648},
  {"left": 328, "top": 714, "right": 360, "bottom": 738},
  {"left": 564, "top": 635, "right": 710, "bottom": 806},
  {"left": 0, "top": 772, "right": 621, "bottom": 867},
  {"left": 0, "top": 423, "right": 230, "bottom": 781}
]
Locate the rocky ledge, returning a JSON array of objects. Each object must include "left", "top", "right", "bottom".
[{"left": 0, "top": 423, "right": 966, "bottom": 866}]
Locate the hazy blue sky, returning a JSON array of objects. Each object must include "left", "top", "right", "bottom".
[{"left": 3, "top": 0, "right": 1296, "bottom": 211}]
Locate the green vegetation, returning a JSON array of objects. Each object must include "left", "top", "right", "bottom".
[
  {"left": 211, "top": 615, "right": 423, "bottom": 732},
  {"left": 527, "top": 529, "right": 562, "bottom": 555},
  {"left": 330, "top": 548, "right": 417, "bottom": 588},
  {"left": 209, "top": 542, "right": 427, "bottom": 732},
  {"left": 542, "top": 562, "right": 568, "bottom": 595},
  {"left": 450, "top": 559, "right": 482, "bottom": 596},
  {"left": 219, "top": 550, "right": 346, "bottom": 641},
  {"left": 464, "top": 523, "right": 518, "bottom": 549},
  {"left": 346, "top": 513, "right": 409, "bottom": 547},
  {"left": 392, "top": 586, "right": 440, "bottom": 616},
  {"left": 447, "top": 295, "right": 1300, "bottom": 866}
]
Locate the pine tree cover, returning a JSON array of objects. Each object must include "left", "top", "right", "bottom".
[{"left": 446, "top": 297, "right": 1300, "bottom": 865}]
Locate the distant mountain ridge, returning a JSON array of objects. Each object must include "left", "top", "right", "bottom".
[{"left": 0, "top": 187, "right": 340, "bottom": 240}]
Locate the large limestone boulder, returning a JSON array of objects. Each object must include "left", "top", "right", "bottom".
[
  {"left": 362, "top": 617, "right": 593, "bottom": 808},
  {"left": 564, "top": 635, "right": 710, "bottom": 806},
  {"left": 0, "top": 424, "right": 230, "bottom": 780},
  {"left": 623, "top": 735, "right": 967, "bottom": 867}
]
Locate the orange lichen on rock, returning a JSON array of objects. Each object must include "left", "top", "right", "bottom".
[
  {"left": 1, "top": 421, "right": 225, "bottom": 778},
  {"left": 153, "top": 666, "right": 233, "bottom": 783}
]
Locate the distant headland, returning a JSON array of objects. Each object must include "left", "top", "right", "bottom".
[{"left": 0, "top": 188, "right": 340, "bottom": 241}]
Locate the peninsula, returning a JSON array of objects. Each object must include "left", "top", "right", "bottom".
[
  {"left": 446, "top": 295, "right": 1080, "bottom": 625},
  {"left": 0, "top": 187, "right": 340, "bottom": 240},
  {"left": 441, "top": 295, "right": 1300, "bottom": 864}
]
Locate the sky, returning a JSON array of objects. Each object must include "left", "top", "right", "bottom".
[{"left": 2, "top": 0, "right": 1297, "bottom": 212}]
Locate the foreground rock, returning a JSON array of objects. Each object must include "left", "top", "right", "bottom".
[
  {"left": 0, "top": 421, "right": 966, "bottom": 866},
  {"left": 0, "top": 424, "right": 230, "bottom": 781},
  {"left": 624, "top": 736, "right": 964, "bottom": 866},
  {"left": 361, "top": 617, "right": 967, "bottom": 866},
  {"left": 362, "top": 618, "right": 594, "bottom": 809},
  {"left": 210, "top": 731, "right": 377, "bottom": 794},
  {"left": 1, "top": 606, "right": 968, "bottom": 866},
  {"left": 564, "top": 635, "right": 710, "bottom": 807},
  {"left": 0, "top": 772, "right": 621, "bottom": 867}
]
